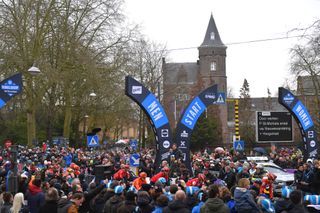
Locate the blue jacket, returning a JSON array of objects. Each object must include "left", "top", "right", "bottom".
[
  {"left": 27, "top": 191, "right": 45, "bottom": 213},
  {"left": 192, "top": 201, "right": 204, "bottom": 213},
  {"left": 152, "top": 206, "right": 164, "bottom": 213},
  {"left": 234, "top": 187, "right": 260, "bottom": 213}
]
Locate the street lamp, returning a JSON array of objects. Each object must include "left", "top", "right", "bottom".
[
  {"left": 28, "top": 65, "right": 41, "bottom": 75},
  {"left": 89, "top": 92, "right": 97, "bottom": 97},
  {"left": 27, "top": 64, "right": 41, "bottom": 147}
]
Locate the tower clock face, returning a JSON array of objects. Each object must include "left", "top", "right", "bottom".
[{"left": 210, "top": 32, "right": 215, "bottom": 40}]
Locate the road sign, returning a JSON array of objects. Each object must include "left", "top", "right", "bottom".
[
  {"left": 214, "top": 92, "right": 226, "bottom": 104},
  {"left": 256, "top": 111, "right": 293, "bottom": 142},
  {"left": 87, "top": 135, "right": 99, "bottom": 147},
  {"left": 234, "top": 140, "right": 244, "bottom": 151},
  {"left": 129, "top": 153, "right": 140, "bottom": 167},
  {"left": 130, "top": 139, "right": 138, "bottom": 150}
]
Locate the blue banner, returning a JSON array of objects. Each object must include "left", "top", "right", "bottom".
[
  {"left": 0, "top": 73, "right": 23, "bottom": 109},
  {"left": 293, "top": 101, "right": 313, "bottom": 131},
  {"left": 278, "top": 87, "right": 318, "bottom": 159},
  {"left": 142, "top": 94, "right": 168, "bottom": 128},
  {"left": 125, "top": 76, "right": 172, "bottom": 172},
  {"left": 175, "top": 84, "right": 218, "bottom": 176},
  {"left": 181, "top": 97, "right": 206, "bottom": 130}
]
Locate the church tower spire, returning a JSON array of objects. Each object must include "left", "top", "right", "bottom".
[{"left": 200, "top": 14, "right": 225, "bottom": 47}]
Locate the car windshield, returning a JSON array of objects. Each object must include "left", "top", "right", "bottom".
[{"left": 263, "top": 166, "right": 288, "bottom": 175}]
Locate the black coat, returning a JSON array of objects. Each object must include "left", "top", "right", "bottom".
[
  {"left": 39, "top": 200, "right": 58, "bottom": 213},
  {"left": 163, "top": 200, "right": 190, "bottom": 213},
  {"left": 78, "top": 184, "right": 104, "bottom": 213}
]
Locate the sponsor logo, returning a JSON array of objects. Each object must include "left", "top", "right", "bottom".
[
  {"left": 205, "top": 93, "right": 215, "bottom": 99},
  {"left": 161, "top": 152, "right": 170, "bottom": 160},
  {"left": 163, "top": 140, "right": 170, "bottom": 148},
  {"left": 161, "top": 129, "right": 169, "bottom": 138},
  {"left": 283, "top": 93, "right": 295, "bottom": 105},
  {"left": 309, "top": 149, "right": 317, "bottom": 158},
  {"left": 1, "top": 80, "right": 20, "bottom": 96},
  {"left": 308, "top": 131, "right": 314, "bottom": 139},
  {"left": 181, "top": 130, "right": 188, "bottom": 138},
  {"left": 132, "top": 86, "right": 142, "bottom": 94},
  {"left": 310, "top": 140, "right": 316, "bottom": 148}
]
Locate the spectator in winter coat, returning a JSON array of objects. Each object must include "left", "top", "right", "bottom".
[
  {"left": 39, "top": 187, "right": 59, "bottom": 213},
  {"left": 200, "top": 184, "right": 229, "bottom": 213},
  {"left": 311, "top": 160, "right": 320, "bottom": 194},
  {"left": 117, "top": 191, "right": 137, "bottom": 213},
  {"left": 185, "top": 186, "right": 200, "bottom": 211},
  {"left": 0, "top": 192, "right": 13, "bottom": 213},
  {"left": 27, "top": 178, "right": 45, "bottom": 213},
  {"left": 103, "top": 185, "right": 124, "bottom": 213},
  {"left": 11, "top": 192, "right": 29, "bottom": 213},
  {"left": 152, "top": 194, "right": 169, "bottom": 213},
  {"left": 234, "top": 178, "right": 260, "bottom": 213},
  {"left": 135, "top": 191, "right": 154, "bottom": 213},
  {"left": 294, "top": 164, "right": 304, "bottom": 189},
  {"left": 163, "top": 190, "right": 190, "bottom": 213},
  {"left": 58, "top": 192, "right": 84, "bottom": 213},
  {"left": 274, "top": 186, "right": 293, "bottom": 213},
  {"left": 286, "top": 190, "right": 308, "bottom": 213},
  {"left": 192, "top": 191, "right": 207, "bottom": 213}
]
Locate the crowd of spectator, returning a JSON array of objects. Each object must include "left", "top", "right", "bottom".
[{"left": 0, "top": 142, "right": 319, "bottom": 213}]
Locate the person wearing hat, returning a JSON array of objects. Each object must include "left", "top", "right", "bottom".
[
  {"left": 260, "top": 198, "right": 275, "bottom": 213},
  {"left": 260, "top": 173, "right": 277, "bottom": 200},
  {"left": 151, "top": 167, "right": 170, "bottom": 184},
  {"left": 274, "top": 186, "right": 294, "bottom": 213},
  {"left": 192, "top": 191, "right": 207, "bottom": 213},
  {"left": 113, "top": 164, "right": 131, "bottom": 182},
  {"left": 186, "top": 173, "right": 206, "bottom": 188},
  {"left": 185, "top": 186, "right": 200, "bottom": 211},
  {"left": 103, "top": 185, "right": 124, "bottom": 213},
  {"left": 133, "top": 172, "right": 148, "bottom": 190}
]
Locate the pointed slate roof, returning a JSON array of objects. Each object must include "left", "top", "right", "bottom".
[{"left": 200, "top": 14, "right": 225, "bottom": 47}]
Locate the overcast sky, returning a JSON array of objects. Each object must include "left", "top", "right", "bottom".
[{"left": 124, "top": 0, "right": 320, "bottom": 97}]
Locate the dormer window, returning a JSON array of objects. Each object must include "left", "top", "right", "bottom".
[
  {"left": 210, "top": 32, "right": 215, "bottom": 40},
  {"left": 210, "top": 62, "right": 216, "bottom": 71}
]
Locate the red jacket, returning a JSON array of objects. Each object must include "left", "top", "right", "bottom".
[
  {"left": 151, "top": 172, "right": 168, "bottom": 183},
  {"left": 260, "top": 177, "right": 274, "bottom": 199},
  {"left": 186, "top": 178, "right": 202, "bottom": 187},
  {"left": 113, "top": 169, "right": 130, "bottom": 180}
]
